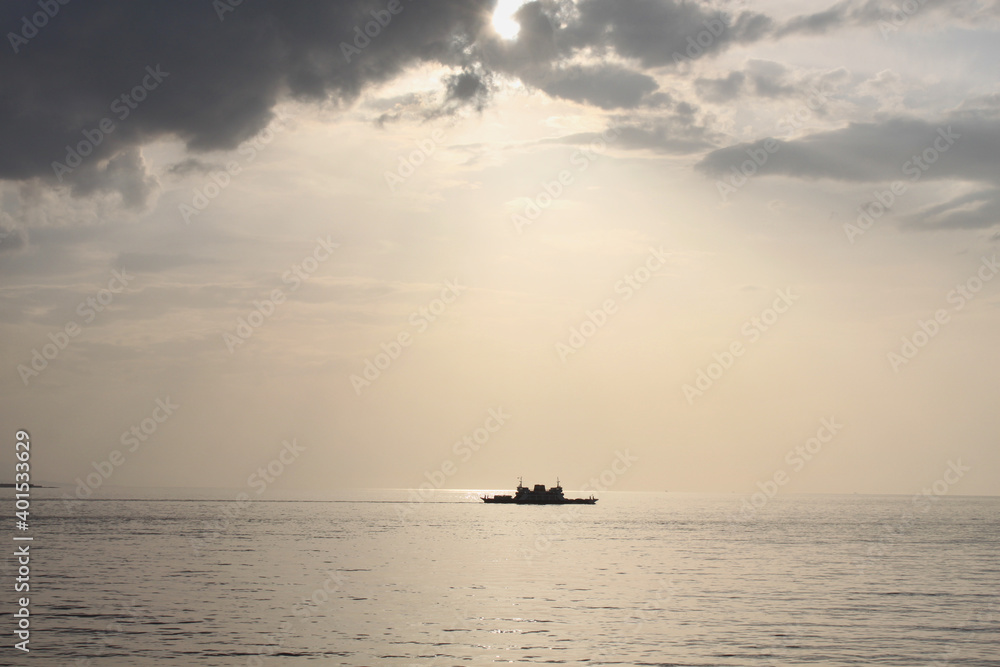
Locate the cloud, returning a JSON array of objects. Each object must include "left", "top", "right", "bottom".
[
  {"left": 694, "top": 60, "right": 850, "bottom": 106},
  {"left": 775, "top": 0, "right": 1000, "bottom": 37},
  {"left": 6, "top": 0, "right": 771, "bottom": 203},
  {"left": 535, "top": 64, "right": 659, "bottom": 109},
  {"left": 446, "top": 69, "right": 490, "bottom": 104},
  {"left": 166, "top": 158, "right": 223, "bottom": 178},
  {"left": 696, "top": 111, "right": 1000, "bottom": 230},
  {"left": 613, "top": 122, "right": 720, "bottom": 154},
  {"left": 745, "top": 60, "right": 799, "bottom": 99},
  {"left": 0, "top": 224, "right": 26, "bottom": 253},
  {"left": 695, "top": 71, "right": 746, "bottom": 104},
  {"left": 696, "top": 115, "right": 999, "bottom": 184},
  {"left": 0, "top": 0, "right": 494, "bottom": 191},
  {"left": 12, "top": 0, "right": 752, "bottom": 195},
  {"left": 114, "top": 252, "right": 208, "bottom": 273},
  {"left": 2, "top": 0, "right": 993, "bottom": 212},
  {"left": 775, "top": 0, "right": 881, "bottom": 37},
  {"left": 556, "top": 111, "right": 722, "bottom": 156},
  {"left": 372, "top": 67, "right": 496, "bottom": 125},
  {"left": 65, "top": 149, "right": 160, "bottom": 209},
  {"left": 562, "top": 0, "right": 773, "bottom": 68},
  {"left": 434, "top": 67, "right": 495, "bottom": 116},
  {"left": 904, "top": 189, "right": 1000, "bottom": 230}
]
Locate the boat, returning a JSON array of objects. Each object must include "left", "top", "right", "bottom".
[{"left": 481, "top": 478, "right": 597, "bottom": 504}]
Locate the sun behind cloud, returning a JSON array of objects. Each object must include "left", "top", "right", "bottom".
[{"left": 492, "top": 0, "right": 527, "bottom": 39}]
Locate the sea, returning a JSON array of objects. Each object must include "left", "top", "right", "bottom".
[{"left": 8, "top": 489, "right": 999, "bottom": 666}]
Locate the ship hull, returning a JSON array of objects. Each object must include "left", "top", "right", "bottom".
[
  {"left": 481, "top": 496, "right": 597, "bottom": 504},
  {"left": 481, "top": 480, "right": 597, "bottom": 504}
]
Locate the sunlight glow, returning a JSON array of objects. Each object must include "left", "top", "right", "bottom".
[{"left": 492, "top": 0, "right": 528, "bottom": 40}]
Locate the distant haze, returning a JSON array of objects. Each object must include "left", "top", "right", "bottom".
[{"left": 1, "top": 0, "right": 998, "bottom": 497}]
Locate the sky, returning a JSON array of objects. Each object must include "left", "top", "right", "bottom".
[{"left": 1, "top": 0, "right": 998, "bottom": 497}]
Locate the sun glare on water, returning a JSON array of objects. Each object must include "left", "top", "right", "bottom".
[{"left": 492, "top": 0, "right": 528, "bottom": 40}]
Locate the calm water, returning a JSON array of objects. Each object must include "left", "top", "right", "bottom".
[{"left": 10, "top": 490, "right": 999, "bottom": 665}]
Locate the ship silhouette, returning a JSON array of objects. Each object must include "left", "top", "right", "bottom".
[{"left": 481, "top": 478, "right": 597, "bottom": 504}]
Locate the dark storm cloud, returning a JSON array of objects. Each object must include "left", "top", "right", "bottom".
[
  {"left": 0, "top": 0, "right": 494, "bottom": 200},
  {"left": 65, "top": 149, "right": 160, "bottom": 209}
]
